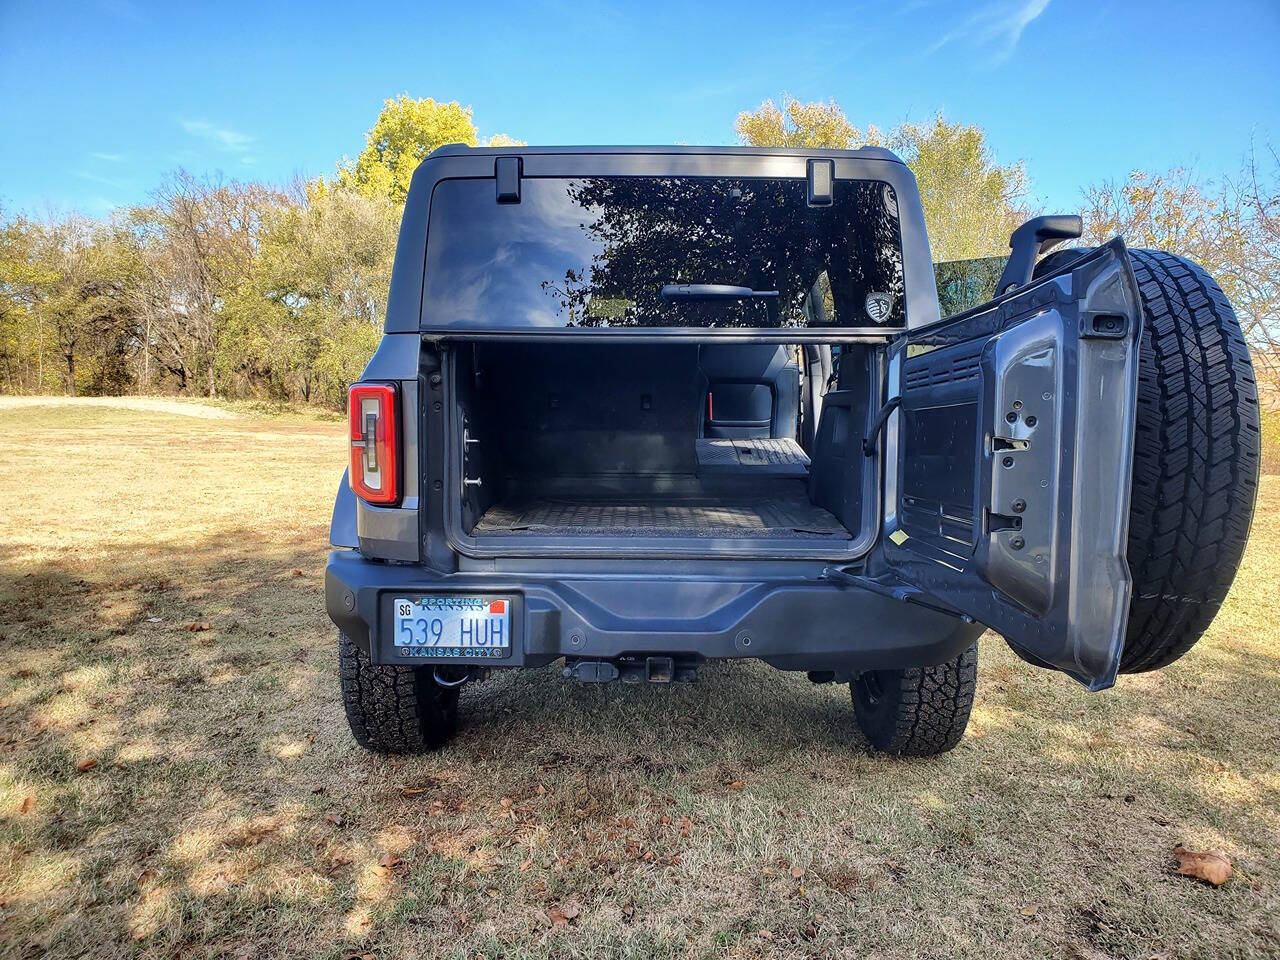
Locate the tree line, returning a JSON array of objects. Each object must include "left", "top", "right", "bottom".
[{"left": 0, "top": 95, "right": 1275, "bottom": 407}]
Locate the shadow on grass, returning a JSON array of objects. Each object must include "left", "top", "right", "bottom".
[{"left": 1, "top": 527, "right": 1278, "bottom": 959}]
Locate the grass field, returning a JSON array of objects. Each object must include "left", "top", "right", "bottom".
[{"left": 1, "top": 399, "right": 1277, "bottom": 959}]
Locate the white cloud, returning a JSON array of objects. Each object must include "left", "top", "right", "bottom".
[
  {"left": 91, "top": 151, "right": 126, "bottom": 163},
  {"left": 71, "top": 169, "right": 130, "bottom": 190},
  {"left": 927, "top": 0, "right": 1052, "bottom": 64},
  {"left": 179, "top": 118, "right": 256, "bottom": 153}
]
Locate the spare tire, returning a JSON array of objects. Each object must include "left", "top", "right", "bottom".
[{"left": 1039, "top": 247, "right": 1260, "bottom": 673}]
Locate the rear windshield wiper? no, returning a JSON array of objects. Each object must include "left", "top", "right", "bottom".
[{"left": 660, "top": 283, "right": 780, "bottom": 302}]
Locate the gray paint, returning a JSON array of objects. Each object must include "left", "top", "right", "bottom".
[
  {"left": 327, "top": 145, "right": 1147, "bottom": 692},
  {"left": 325, "top": 548, "right": 983, "bottom": 673},
  {"left": 880, "top": 241, "right": 1141, "bottom": 689}
]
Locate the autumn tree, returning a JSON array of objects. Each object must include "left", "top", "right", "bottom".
[
  {"left": 735, "top": 98, "right": 1025, "bottom": 261},
  {"left": 130, "top": 172, "right": 282, "bottom": 396},
  {"left": 0, "top": 212, "right": 55, "bottom": 392},
  {"left": 1081, "top": 150, "right": 1280, "bottom": 388},
  {"left": 1, "top": 216, "right": 143, "bottom": 395},
  {"left": 222, "top": 180, "right": 398, "bottom": 405},
  {"left": 889, "top": 116, "right": 1026, "bottom": 262},
  {"left": 734, "top": 97, "right": 880, "bottom": 151},
  {"left": 338, "top": 95, "right": 525, "bottom": 203}
]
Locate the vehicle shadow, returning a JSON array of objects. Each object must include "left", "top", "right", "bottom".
[{"left": 2, "top": 522, "right": 1277, "bottom": 959}]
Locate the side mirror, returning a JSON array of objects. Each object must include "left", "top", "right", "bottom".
[{"left": 995, "top": 214, "right": 1083, "bottom": 296}]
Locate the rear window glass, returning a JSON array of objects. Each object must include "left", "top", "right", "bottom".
[{"left": 421, "top": 176, "right": 906, "bottom": 330}]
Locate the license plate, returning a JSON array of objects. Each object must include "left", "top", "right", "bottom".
[{"left": 392, "top": 596, "right": 511, "bottom": 659}]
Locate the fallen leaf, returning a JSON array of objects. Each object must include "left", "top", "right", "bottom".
[
  {"left": 759, "top": 929, "right": 774, "bottom": 940},
  {"left": 324, "top": 812, "right": 344, "bottom": 827},
  {"left": 548, "top": 900, "right": 582, "bottom": 927},
  {"left": 184, "top": 621, "right": 212, "bottom": 632},
  {"left": 535, "top": 784, "right": 547, "bottom": 795},
  {"left": 792, "top": 866, "right": 805, "bottom": 879},
  {"left": 136, "top": 868, "right": 155, "bottom": 886},
  {"left": 291, "top": 568, "right": 304, "bottom": 577},
  {"left": 519, "top": 859, "right": 532, "bottom": 873},
  {"left": 19, "top": 795, "right": 34, "bottom": 814},
  {"left": 1174, "top": 845, "right": 1232, "bottom": 886},
  {"left": 379, "top": 853, "right": 402, "bottom": 870},
  {"left": 75, "top": 758, "right": 98, "bottom": 773},
  {"left": 499, "top": 797, "right": 513, "bottom": 808},
  {"left": 1020, "top": 904, "right": 1038, "bottom": 917},
  {"left": 678, "top": 816, "right": 693, "bottom": 837},
  {"left": 398, "top": 785, "right": 428, "bottom": 797},
  {"left": 728, "top": 780, "right": 745, "bottom": 792}
]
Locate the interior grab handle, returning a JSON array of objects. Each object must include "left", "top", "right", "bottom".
[{"left": 863, "top": 395, "right": 902, "bottom": 457}]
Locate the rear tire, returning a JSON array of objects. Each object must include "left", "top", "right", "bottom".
[
  {"left": 1118, "top": 250, "right": 1261, "bottom": 672},
  {"left": 850, "top": 643, "right": 978, "bottom": 756},
  {"left": 338, "top": 632, "right": 460, "bottom": 753}
]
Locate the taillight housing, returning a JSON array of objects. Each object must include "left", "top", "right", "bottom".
[{"left": 348, "top": 382, "right": 400, "bottom": 505}]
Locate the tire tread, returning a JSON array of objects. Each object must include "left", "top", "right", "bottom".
[
  {"left": 1120, "top": 250, "right": 1260, "bottom": 673},
  {"left": 338, "top": 632, "right": 458, "bottom": 752},
  {"left": 852, "top": 643, "right": 978, "bottom": 756}
]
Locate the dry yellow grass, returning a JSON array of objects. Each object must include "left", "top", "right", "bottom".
[{"left": 1, "top": 400, "right": 1277, "bottom": 959}]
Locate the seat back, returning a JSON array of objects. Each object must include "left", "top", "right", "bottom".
[{"left": 698, "top": 344, "right": 799, "bottom": 440}]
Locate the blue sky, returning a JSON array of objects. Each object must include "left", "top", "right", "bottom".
[{"left": 1, "top": 0, "right": 1276, "bottom": 218}]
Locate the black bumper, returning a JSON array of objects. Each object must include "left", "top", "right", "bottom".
[{"left": 325, "top": 550, "right": 982, "bottom": 673}]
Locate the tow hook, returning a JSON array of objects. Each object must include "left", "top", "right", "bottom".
[{"left": 433, "top": 665, "right": 485, "bottom": 688}]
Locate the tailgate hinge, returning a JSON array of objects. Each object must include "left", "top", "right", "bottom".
[{"left": 821, "top": 566, "right": 973, "bottom": 622}]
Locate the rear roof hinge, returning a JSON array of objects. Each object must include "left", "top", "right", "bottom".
[
  {"left": 807, "top": 159, "right": 834, "bottom": 206},
  {"left": 495, "top": 156, "right": 522, "bottom": 204}
]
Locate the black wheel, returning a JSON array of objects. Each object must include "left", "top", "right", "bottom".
[
  {"left": 1118, "top": 250, "right": 1260, "bottom": 672},
  {"left": 1034, "top": 247, "right": 1260, "bottom": 673},
  {"left": 850, "top": 643, "right": 978, "bottom": 756},
  {"left": 338, "top": 632, "right": 460, "bottom": 753}
]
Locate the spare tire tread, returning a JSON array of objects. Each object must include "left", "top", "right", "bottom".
[{"left": 1120, "top": 249, "right": 1260, "bottom": 673}]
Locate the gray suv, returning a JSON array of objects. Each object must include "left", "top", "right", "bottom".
[{"left": 325, "top": 146, "right": 1259, "bottom": 756}]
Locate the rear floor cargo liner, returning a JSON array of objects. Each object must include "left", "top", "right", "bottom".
[{"left": 473, "top": 493, "right": 849, "bottom": 539}]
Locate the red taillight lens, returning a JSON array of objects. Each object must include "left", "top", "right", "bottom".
[{"left": 348, "top": 383, "right": 399, "bottom": 505}]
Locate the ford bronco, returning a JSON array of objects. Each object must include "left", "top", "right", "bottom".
[{"left": 325, "top": 145, "right": 1259, "bottom": 756}]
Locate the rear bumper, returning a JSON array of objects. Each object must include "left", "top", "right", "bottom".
[{"left": 324, "top": 550, "right": 982, "bottom": 673}]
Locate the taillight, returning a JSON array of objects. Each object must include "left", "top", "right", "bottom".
[{"left": 348, "top": 383, "right": 399, "bottom": 505}]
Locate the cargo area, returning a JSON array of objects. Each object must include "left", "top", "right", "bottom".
[{"left": 449, "top": 342, "right": 877, "bottom": 553}]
